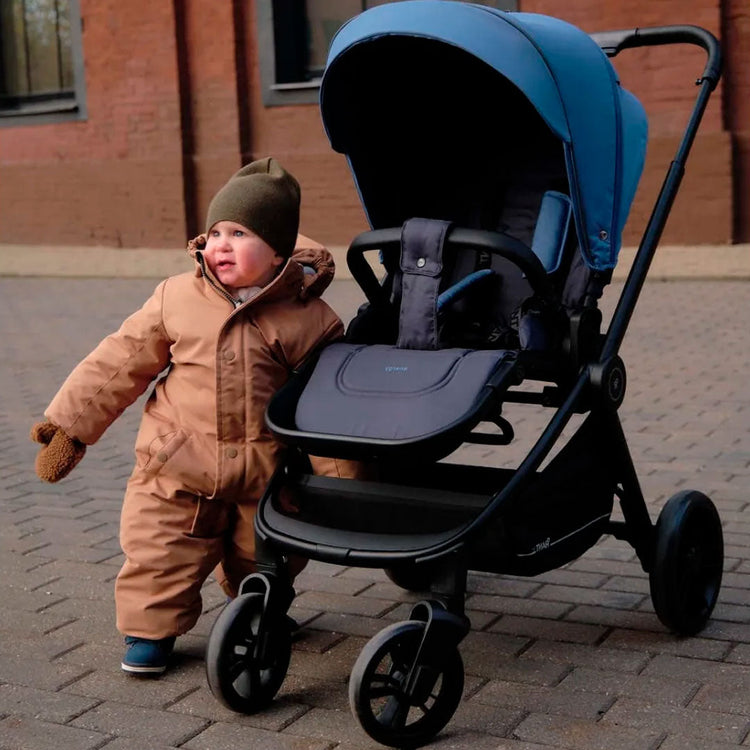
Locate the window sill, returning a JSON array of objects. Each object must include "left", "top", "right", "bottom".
[{"left": 0, "top": 99, "right": 85, "bottom": 127}]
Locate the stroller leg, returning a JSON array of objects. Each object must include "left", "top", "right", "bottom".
[
  {"left": 605, "top": 411, "right": 655, "bottom": 571},
  {"left": 425, "top": 552, "right": 469, "bottom": 618}
]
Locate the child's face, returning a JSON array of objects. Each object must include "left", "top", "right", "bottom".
[{"left": 204, "top": 221, "right": 284, "bottom": 294}]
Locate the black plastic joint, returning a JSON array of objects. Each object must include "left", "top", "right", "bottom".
[{"left": 588, "top": 355, "right": 627, "bottom": 410}]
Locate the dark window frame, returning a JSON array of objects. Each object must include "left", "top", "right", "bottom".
[
  {"left": 0, "top": 0, "right": 87, "bottom": 127},
  {"left": 256, "top": 0, "right": 519, "bottom": 108}
]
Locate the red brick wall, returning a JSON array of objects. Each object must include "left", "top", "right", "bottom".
[
  {"left": 723, "top": 0, "right": 750, "bottom": 241},
  {"left": 239, "top": 0, "right": 737, "bottom": 248},
  {"left": 236, "top": 3, "right": 368, "bottom": 246},
  {"left": 524, "top": 0, "right": 732, "bottom": 245},
  {"left": 177, "top": 0, "right": 244, "bottom": 239},
  {"left": 0, "top": 0, "right": 745, "bottom": 249},
  {"left": 0, "top": 0, "right": 186, "bottom": 247}
]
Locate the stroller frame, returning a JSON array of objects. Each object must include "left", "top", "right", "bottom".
[{"left": 206, "top": 19, "right": 724, "bottom": 750}]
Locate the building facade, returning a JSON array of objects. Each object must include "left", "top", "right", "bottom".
[{"left": 0, "top": 0, "right": 747, "bottom": 251}]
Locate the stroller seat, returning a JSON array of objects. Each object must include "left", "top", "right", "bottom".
[
  {"left": 294, "top": 343, "right": 515, "bottom": 449},
  {"left": 268, "top": 205, "right": 574, "bottom": 461}
]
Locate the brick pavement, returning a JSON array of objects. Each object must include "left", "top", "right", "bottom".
[{"left": 1, "top": 272, "right": 749, "bottom": 749}]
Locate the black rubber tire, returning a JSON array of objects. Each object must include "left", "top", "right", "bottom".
[
  {"left": 384, "top": 563, "right": 436, "bottom": 592},
  {"left": 349, "top": 620, "right": 464, "bottom": 748},
  {"left": 649, "top": 490, "right": 723, "bottom": 636},
  {"left": 205, "top": 593, "right": 291, "bottom": 713}
]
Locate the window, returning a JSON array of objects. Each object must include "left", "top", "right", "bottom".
[
  {"left": 0, "top": 0, "right": 86, "bottom": 125},
  {"left": 256, "top": 0, "right": 518, "bottom": 107}
]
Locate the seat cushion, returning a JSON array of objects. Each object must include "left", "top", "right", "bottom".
[{"left": 295, "top": 343, "right": 510, "bottom": 441}]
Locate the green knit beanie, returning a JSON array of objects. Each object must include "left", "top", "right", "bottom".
[{"left": 205, "top": 157, "right": 301, "bottom": 258}]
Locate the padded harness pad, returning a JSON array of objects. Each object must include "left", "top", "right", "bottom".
[
  {"left": 398, "top": 217, "right": 452, "bottom": 350},
  {"left": 295, "top": 343, "right": 510, "bottom": 441}
]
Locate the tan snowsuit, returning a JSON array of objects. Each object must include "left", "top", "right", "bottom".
[{"left": 44, "top": 236, "right": 356, "bottom": 639}]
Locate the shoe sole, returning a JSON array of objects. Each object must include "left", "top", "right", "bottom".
[{"left": 121, "top": 662, "right": 167, "bottom": 675}]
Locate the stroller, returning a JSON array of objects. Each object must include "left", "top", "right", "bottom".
[{"left": 206, "top": 3, "right": 724, "bottom": 747}]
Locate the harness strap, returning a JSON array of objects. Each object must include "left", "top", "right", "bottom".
[{"left": 397, "top": 218, "right": 452, "bottom": 349}]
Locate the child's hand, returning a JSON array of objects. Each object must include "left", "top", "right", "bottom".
[{"left": 30, "top": 422, "right": 87, "bottom": 483}]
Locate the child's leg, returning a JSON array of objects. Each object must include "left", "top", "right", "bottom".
[
  {"left": 213, "top": 500, "right": 257, "bottom": 598},
  {"left": 115, "top": 474, "right": 230, "bottom": 639},
  {"left": 215, "top": 499, "right": 310, "bottom": 599}
]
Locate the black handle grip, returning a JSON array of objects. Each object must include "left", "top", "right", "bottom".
[
  {"left": 346, "top": 226, "right": 554, "bottom": 306},
  {"left": 590, "top": 25, "right": 722, "bottom": 89}
]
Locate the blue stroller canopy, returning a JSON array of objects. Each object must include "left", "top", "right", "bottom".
[{"left": 320, "top": 0, "right": 648, "bottom": 272}]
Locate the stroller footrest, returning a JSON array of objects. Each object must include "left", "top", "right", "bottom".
[{"left": 256, "top": 474, "right": 490, "bottom": 565}]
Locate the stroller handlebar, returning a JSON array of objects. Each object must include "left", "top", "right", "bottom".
[{"left": 591, "top": 25, "right": 722, "bottom": 89}]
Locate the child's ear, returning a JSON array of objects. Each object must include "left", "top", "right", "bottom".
[{"left": 273, "top": 254, "right": 285, "bottom": 267}]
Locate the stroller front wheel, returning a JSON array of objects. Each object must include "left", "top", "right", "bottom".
[
  {"left": 349, "top": 620, "right": 464, "bottom": 748},
  {"left": 649, "top": 490, "right": 723, "bottom": 636},
  {"left": 205, "top": 592, "right": 292, "bottom": 713}
]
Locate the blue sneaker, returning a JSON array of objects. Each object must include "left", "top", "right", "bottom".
[{"left": 121, "top": 636, "right": 175, "bottom": 675}]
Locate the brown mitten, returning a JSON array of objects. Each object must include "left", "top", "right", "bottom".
[{"left": 30, "top": 421, "right": 86, "bottom": 483}]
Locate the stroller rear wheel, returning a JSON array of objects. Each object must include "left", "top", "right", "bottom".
[
  {"left": 349, "top": 620, "right": 464, "bottom": 748},
  {"left": 205, "top": 592, "right": 292, "bottom": 713},
  {"left": 649, "top": 490, "right": 723, "bottom": 636}
]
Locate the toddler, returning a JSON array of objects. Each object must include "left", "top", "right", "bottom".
[{"left": 31, "top": 158, "right": 356, "bottom": 674}]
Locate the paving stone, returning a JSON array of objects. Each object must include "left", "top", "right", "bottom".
[
  {"left": 293, "top": 590, "right": 395, "bottom": 618},
  {"left": 465, "top": 574, "right": 542, "bottom": 597},
  {"left": 511, "top": 712, "right": 661, "bottom": 750},
  {"left": 0, "top": 684, "right": 99, "bottom": 724},
  {"left": 0, "top": 715, "right": 108, "bottom": 750},
  {"left": 294, "top": 571, "right": 374, "bottom": 596},
  {"left": 558, "top": 666, "right": 700, "bottom": 706},
  {"left": 690, "top": 682, "right": 750, "bottom": 716},
  {"left": 532, "top": 584, "right": 645, "bottom": 610},
  {"left": 603, "top": 628, "right": 732, "bottom": 659},
  {"left": 0, "top": 606, "right": 76, "bottom": 638},
  {"left": 427, "top": 730, "right": 532, "bottom": 749},
  {"left": 62, "top": 670, "right": 198, "bottom": 709},
  {"left": 168, "top": 685, "right": 311, "bottom": 729},
  {"left": 658, "top": 735, "right": 746, "bottom": 750},
  {"left": 0, "top": 585, "right": 66, "bottom": 614},
  {"left": 181, "top": 720, "right": 333, "bottom": 750},
  {"left": 473, "top": 679, "right": 613, "bottom": 719},
  {"left": 0, "top": 631, "right": 85, "bottom": 662},
  {"left": 3, "top": 278, "right": 750, "bottom": 748},
  {"left": 726, "top": 644, "right": 750, "bottom": 665},
  {"left": 467, "top": 594, "right": 573, "bottom": 619},
  {"left": 564, "top": 604, "right": 664, "bottom": 632},
  {"left": 306, "top": 612, "right": 389, "bottom": 638},
  {"left": 520, "top": 640, "right": 650, "bottom": 673},
  {"left": 0, "top": 653, "right": 91, "bottom": 691},
  {"left": 601, "top": 696, "right": 750, "bottom": 744},
  {"left": 292, "top": 628, "right": 347, "bottom": 654},
  {"left": 286, "top": 635, "right": 367, "bottom": 685},
  {"left": 460, "top": 631, "right": 532, "bottom": 679},
  {"left": 488, "top": 614, "right": 606, "bottom": 644},
  {"left": 69, "top": 701, "right": 209, "bottom": 745},
  {"left": 95, "top": 739, "right": 177, "bottom": 750},
  {"left": 278, "top": 672, "right": 352, "bottom": 710},
  {"left": 282, "top": 706, "right": 374, "bottom": 746},
  {"left": 640, "top": 654, "right": 750, "bottom": 687}
]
